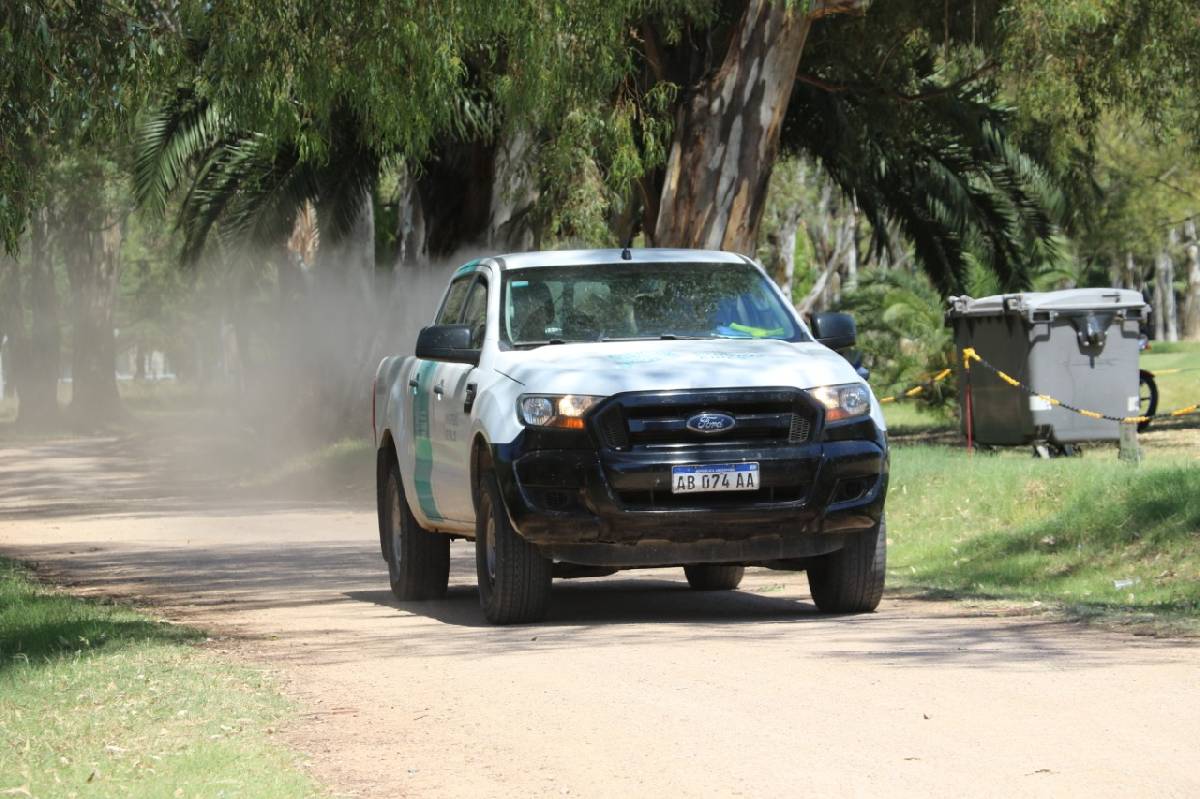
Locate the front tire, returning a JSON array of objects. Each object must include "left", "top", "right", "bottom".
[
  {"left": 807, "top": 516, "right": 886, "bottom": 613},
  {"left": 475, "top": 471, "right": 552, "bottom": 624},
  {"left": 383, "top": 462, "right": 450, "bottom": 601},
  {"left": 683, "top": 564, "right": 745, "bottom": 591}
]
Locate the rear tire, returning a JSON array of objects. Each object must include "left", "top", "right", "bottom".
[
  {"left": 475, "top": 471, "right": 552, "bottom": 624},
  {"left": 807, "top": 516, "right": 886, "bottom": 613},
  {"left": 1138, "top": 370, "right": 1158, "bottom": 432},
  {"left": 384, "top": 462, "right": 450, "bottom": 601},
  {"left": 683, "top": 564, "right": 745, "bottom": 591}
]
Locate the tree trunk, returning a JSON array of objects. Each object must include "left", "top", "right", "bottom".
[
  {"left": 797, "top": 257, "right": 839, "bottom": 315},
  {"left": 1153, "top": 249, "right": 1167, "bottom": 341},
  {"left": 1163, "top": 228, "right": 1179, "bottom": 342},
  {"left": 0, "top": 254, "right": 21, "bottom": 405},
  {"left": 1183, "top": 220, "right": 1200, "bottom": 341},
  {"left": 0, "top": 209, "right": 62, "bottom": 429},
  {"left": 652, "top": 0, "right": 867, "bottom": 253},
  {"left": 778, "top": 213, "right": 801, "bottom": 305},
  {"left": 17, "top": 208, "right": 62, "bottom": 428},
  {"left": 844, "top": 202, "right": 859, "bottom": 291},
  {"left": 1125, "top": 252, "right": 1142, "bottom": 296},
  {"left": 488, "top": 129, "right": 539, "bottom": 252},
  {"left": 67, "top": 211, "right": 124, "bottom": 425}
]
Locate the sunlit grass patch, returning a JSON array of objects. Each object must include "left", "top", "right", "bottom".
[
  {"left": 0, "top": 558, "right": 320, "bottom": 797},
  {"left": 887, "top": 447, "right": 1200, "bottom": 634}
]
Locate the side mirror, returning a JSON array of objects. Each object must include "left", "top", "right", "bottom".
[
  {"left": 810, "top": 312, "right": 857, "bottom": 352},
  {"left": 415, "top": 324, "right": 479, "bottom": 365}
]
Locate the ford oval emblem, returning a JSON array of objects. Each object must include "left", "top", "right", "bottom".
[{"left": 686, "top": 412, "right": 736, "bottom": 434}]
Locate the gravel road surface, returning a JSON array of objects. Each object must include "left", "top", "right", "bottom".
[{"left": 2, "top": 431, "right": 1197, "bottom": 798}]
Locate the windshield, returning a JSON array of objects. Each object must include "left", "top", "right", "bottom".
[{"left": 502, "top": 262, "right": 806, "bottom": 346}]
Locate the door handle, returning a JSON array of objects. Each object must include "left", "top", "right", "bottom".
[
  {"left": 433, "top": 384, "right": 445, "bottom": 397},
  {"left": 464, "top": 383, "right": 477, "bottom": 413},
  {"left": 408, "top": 378, "right": 419, "bottom": 389}
]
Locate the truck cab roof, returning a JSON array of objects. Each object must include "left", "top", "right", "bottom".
[{"left": 485, "top": 248, "right": 754, "bottom": 271}]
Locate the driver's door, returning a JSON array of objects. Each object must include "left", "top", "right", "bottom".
[{"left": 429, "top": 274, "right": 487, "bottom": 523}]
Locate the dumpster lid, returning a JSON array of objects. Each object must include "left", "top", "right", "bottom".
[{"left": 947, "top": 288, "right": 1149, "bottom": 319}]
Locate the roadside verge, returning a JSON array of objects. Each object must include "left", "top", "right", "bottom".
[{"left": 0, "top": 557, "right": 321, "bottom": 797}]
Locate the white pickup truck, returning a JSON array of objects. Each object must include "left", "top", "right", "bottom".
[{"left": 372, "top": 249, "right": 888, "bottom": 623}]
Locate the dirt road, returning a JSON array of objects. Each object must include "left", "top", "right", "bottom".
[{"left": 2, "top": 430, "right": 1198, "bottom": 798}]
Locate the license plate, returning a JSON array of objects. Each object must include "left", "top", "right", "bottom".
[{"left": 670, "top": 463, "right": 760, "bottom": 494}]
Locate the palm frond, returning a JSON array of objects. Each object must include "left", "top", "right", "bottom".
[
  {"left": 134, "top": 91, "right": 228, "bottom": 217},
  {"left": 782, "top": 57, "right": 1063, "bottom": 294}
]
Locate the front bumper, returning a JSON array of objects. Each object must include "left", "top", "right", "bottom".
[{"left": 491, "top": 401, "right": 888, "bottom": 568}]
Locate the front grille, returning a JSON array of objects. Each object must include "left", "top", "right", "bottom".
[
  {"left": 788, "top": 414, "right": 812, "bottom": 443},
  {"left": 593, "top": 405, "right": 630, "bottom": 449},
  {"left": 588, "top": 388, "right": 818, "bottom": 450}
]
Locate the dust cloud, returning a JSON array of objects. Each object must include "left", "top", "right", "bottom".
[{"left": 1, "top": 250, "right": 475, "bottom": 511}]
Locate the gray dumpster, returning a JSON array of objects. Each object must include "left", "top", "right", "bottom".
[{"left": 946, "top": 289, "right": 1150, "bottom": 446}]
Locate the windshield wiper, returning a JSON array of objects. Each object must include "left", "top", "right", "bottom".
[
  {"left": 598, "top": 335, "right": 659, "bottom": 342},
  {"left": 516, "top": 338, "right": 567, "bottom": 348},
  {"left": 597, "top": 334, "right": 711, "bottom": 342}
]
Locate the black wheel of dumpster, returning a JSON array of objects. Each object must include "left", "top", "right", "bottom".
[
  {"left": 683, "top": 564, "right": 744, "bottom": 591},
  {"left": 384, "top": 462, "right": 450, "bottom": 601},
  {"left": 1033, "top": 442, "right": 1082, "bottom": 458},
  {"left": 1138, "top": 370, "right": 1158, "bottom": 432},
  {"left": 807, "top": 516, "right": 886, "bottom": 613},
  {"left": 475, "top": 471, "right": 552, "bottom": 624}
]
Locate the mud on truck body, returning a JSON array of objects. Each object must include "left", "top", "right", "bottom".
[{"left": 373, "top": 249, "right": 888, "bottom": 624}]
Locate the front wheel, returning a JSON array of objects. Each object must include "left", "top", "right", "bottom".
[
  {"left": 475, "top": 472, "right": 553, "bottom": 624},
  {"left": 683, "top": 564, "right": 745, "bottom": 591},
  {"left": 383, "top": 463, "right": 450, "bottom": 601},
  {"left": 807, "top": 516, "right": 886, "bottom": 613}
]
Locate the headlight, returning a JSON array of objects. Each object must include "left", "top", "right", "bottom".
[
  {"left": 806, "top": 383, "right": 872, "bottom": 422},
  {"left": 518, "top": 394, "right": 603, "bottom": 429}
]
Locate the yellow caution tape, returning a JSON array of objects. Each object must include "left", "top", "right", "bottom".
[
  {"left": 873, "top": 348, "right": 1196, "bottom": 425},
  {"left": 960, "top": 347, "right": 1199, "bottom": 425}
]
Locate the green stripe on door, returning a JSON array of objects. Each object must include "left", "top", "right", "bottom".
[{"left": 412, "top": 360, "right": 443, "bottom": 521}]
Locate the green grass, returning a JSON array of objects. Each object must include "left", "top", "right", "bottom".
[
  {"left": 881, "top": 401, "right": 954, "bottom": 434},
  {"left": 1141, "top": 341, "right": 1200, "bottom": 414},
  {"left": 887, "top": 447, "right": 1200, "bottom": 633},
  {"left": 0, "top": 558, "right": 320, "bottom": 797}
]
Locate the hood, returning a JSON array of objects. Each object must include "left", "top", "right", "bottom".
[{"left": 491, "top": 338, "right": 862, "bottom": 395}]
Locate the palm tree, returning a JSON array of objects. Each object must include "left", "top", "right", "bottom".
[
  {"left": 134, "top": 91, "right": 378, "bottom": 268},
  {"left": 782, "top": 77, "right": 1063, "bottom": 295}
]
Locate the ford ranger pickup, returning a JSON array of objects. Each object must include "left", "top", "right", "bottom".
[{"left": 372, "top": 249, "right": 888, "bottom": 624}]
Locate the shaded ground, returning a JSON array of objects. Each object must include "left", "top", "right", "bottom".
[{"left": 1, "top": 424, "right": 1198, "bottom": 797}]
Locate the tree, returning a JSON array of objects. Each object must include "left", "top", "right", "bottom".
[
  {"left": 1, "top": 1, "right": 179, "bottom": 253},
  {"left": 1058, "top": 123, "right": 1200, "bottom": 340},
  {"left": 650, "top": 0, "right": 868, "bottom": 252},
  {"left": 57, "top": 155, "right": 130, "bottom": 424},
  {"left": 0, "top": 209, "right": 63, "bottom": 429}
]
